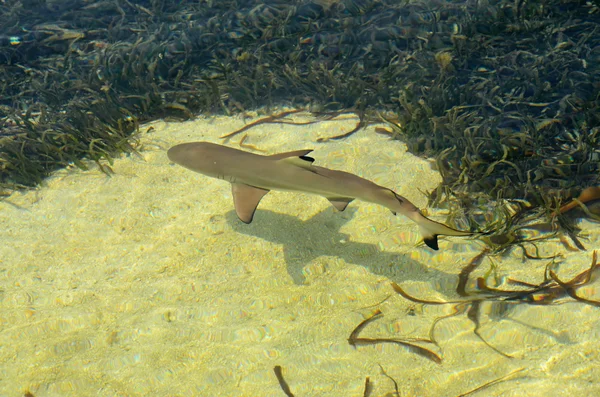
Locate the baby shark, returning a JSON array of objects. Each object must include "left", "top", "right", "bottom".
[{"left": 167, "top": 142, "right": 473, "bottom": 250}]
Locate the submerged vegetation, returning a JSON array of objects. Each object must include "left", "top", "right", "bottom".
[
  {"left": 2, "top": 2, "right": 599, "bottom": 393},
  {"left": 0, "top": 0, "right": 599, "bottom": 261},
  {"left": 0, "top": 0, "right": 598, "bottom": 212},
  {"left": 391, "top": 250, "right": 600, "bottom": 359},
  {"left": 273, "top": 362, "right": 525, "bottom": 396}
]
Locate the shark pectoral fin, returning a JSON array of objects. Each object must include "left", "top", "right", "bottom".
[
  {"left": 327, "top": 197, "right": 354, "bottom": 211},
  {"left": 231, "top": 183, "right": 270, "bottom": 223}
]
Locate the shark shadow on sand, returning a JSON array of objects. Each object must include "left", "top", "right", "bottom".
[{"left": 225, "top": 207, "right": 456, "bottom": 285}]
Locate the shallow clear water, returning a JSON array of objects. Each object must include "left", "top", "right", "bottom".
[{"left": 1, "top": 114, "right": 599, "bottom": 396}]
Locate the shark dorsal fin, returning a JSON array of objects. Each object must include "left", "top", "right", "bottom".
[
  {"left": 232, "top": 183, "right": 269, "bottom": 223},
  {"left": 280, "top": 155, "right": 316, "bottom": 170},
  {"left": 269, "top": 149, "right": 314, "bottom": 160},
  {"left": 270, "top": 149, "right": 315, "bottom": 170}
]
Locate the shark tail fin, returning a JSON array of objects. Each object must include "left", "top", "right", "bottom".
[{"left": 416, "top": 213, "right": 473, "bottom": 251}]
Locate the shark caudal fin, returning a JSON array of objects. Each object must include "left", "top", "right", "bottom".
[{"left": 416, "top": 213, "right": 473, "bottom": 250}]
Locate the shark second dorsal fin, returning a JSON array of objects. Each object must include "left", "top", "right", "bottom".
[{"left": 232, "top": 183, "right": 270, "bottom": 223}]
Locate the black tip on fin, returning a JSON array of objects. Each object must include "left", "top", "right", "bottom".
[
  {"left": 300, "top": 155, "right": 315, "bottom": 162},
  {"left": 423, "top": 235, "right": 439, "bottom": 250}
]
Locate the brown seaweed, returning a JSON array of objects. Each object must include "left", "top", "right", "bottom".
[
  {"left": 457, "top": 247, "right": 490, "bottom": 297},
  {"left": 219, "top": 109, "right": 305, "bottom": 140},
  {"left": 271, "top": 363, "right": 525, "bottom": 396},
  {"left": 392, "top": 250, "right": 600, "bottom": 358},
  {"left": 273, "top": 365, "right": 295, "bottom": 397},
  {"left": 2, "top": 0, "right": 599, "bottom": 206},
  {"left": 546, "top": 250, "right": 600, "bottom": 307},
  {"left": 238, "top": 134, "right": 266, "bottom": 152},
  {"left": 558, "top": 186, "right": 600, "bottom": 216},
  {"left": 457, "top": 368, "right": 526, "bottom": 397},
  {"left": 220, "top": 109, "right": 366, "bottom": 142},
  {"left": 362, "top": 376, "right": 373, "bottom": 397},
  {"left": 477, "top": 251, "right": 600, "bottom": 306},
  {"left": 348, "top": 309, "right": 442, "bottom": 364},
  {"left": 391, "top": 282, "right": 512, "bottom": 358},
  {"left": 315, "top": 110, "right": 370, "bottom": 142},
  {"left": 467, "top": 301, "right": 513, "bottom": 359},
  {"left": 377, "top": 364, "right": 400, "bottom": 397}
]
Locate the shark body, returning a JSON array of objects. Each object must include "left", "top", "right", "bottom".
[{"left": 167, "top": 141, "right": 472, "bottom": 250}]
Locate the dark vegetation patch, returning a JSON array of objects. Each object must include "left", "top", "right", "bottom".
[{"left": 1, "top": 0, "right": 599, "bottom": 227}]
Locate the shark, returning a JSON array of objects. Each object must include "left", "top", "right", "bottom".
[{"left": 167, "top": 141, "right": 473, "bottom": 250}]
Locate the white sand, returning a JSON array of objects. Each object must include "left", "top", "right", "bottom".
[{"left": 0, "top": 112, "right": 599, "bottom": 396}]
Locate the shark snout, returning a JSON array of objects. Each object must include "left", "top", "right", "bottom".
[{"left": 167, "top": 142, "right": 221, "bottom": 175}]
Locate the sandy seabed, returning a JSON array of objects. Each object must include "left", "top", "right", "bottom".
[{"left": 1, "top": 112, "right": 599, "bottom": 396}]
